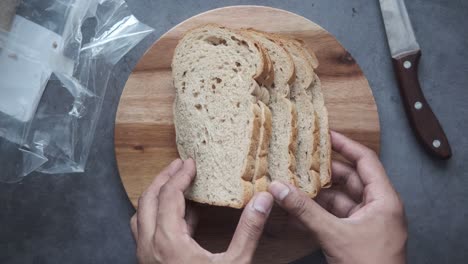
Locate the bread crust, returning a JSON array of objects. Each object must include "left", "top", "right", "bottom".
[
  {"left": 252, "top": 101, "right": 273, "bottom": 192},
  {"left": 289, "top": 103, "right": 299, "bottom": 185},
  {"left": 273, "top": 36, "right": 321, "bottom": 196},
  {"left": 312, "top": 76, "right": 332, "bottom": 188},
  {"left": 295, "top": 38, "right": 319, "bottom": 69},
  {"left": 243, "top": 29, "right": 296, "bottom": 90},
  {"left": 298, "top": 42, "right": 332, "bottom": 189},
  {"left": 243, "top": 29, "right": 298, "bottom": 190},
  {"left": 234, "top": 29, "right": 274, "bottom": 196}
]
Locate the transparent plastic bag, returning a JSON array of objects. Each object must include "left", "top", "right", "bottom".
[{"left": 0, "top": 0, "right": 154, "bottom": 182}]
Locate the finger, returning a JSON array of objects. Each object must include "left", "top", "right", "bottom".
[
  {"left": 316, "top": 189, "right": 358, "bottom": 218},
  {"left": 144, "top": 158, "right": 185, "bottom": 197},
  {"left": 288, "top": 215, "right": 308, "bottom": 232},
  {"left": 268, "top": 181, "right": 341, "bottom": 239},
  {"left": 331, "top": 131, "right": 390, "bottom": 190},
  {"left": 348, "top": 203, "right": 364, "bottom": 216},
  {"left": 137, "top": 159, "right": 183, "bottom": 240},
  {"left": 227, "top": 192, "right": 273, "bottom": 261},
  {"left": 185, "top": 202, "right": 199, "bottom": 237},
  {"left": 130, "top": 214, "right": 138, "bottom": 241},
  {"left": 330, "top": 131, "right": 376, "bottom": 165},
  {"left": 157, "top": 159, "right": 196, "bottom": 235},
  {"left": 331, "top": 160, "right": 364, "bottom": 202}
]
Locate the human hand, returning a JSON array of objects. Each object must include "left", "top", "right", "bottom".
[
  {"left": 130, "top": 158, "right": 274, "bottom": 264},
  {"left": 268, "top": 131, "right": 407, "bottom": 264}
]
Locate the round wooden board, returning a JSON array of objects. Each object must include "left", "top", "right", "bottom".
[{"left": 115, "top": 6, "right": 380, "bottom": 263}]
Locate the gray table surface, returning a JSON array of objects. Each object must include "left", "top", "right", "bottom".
[{"left": 1, "top": 0, "right": 468, "bottom": 263}]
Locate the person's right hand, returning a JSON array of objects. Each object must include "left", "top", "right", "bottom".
[{"left": 268, "top": 131, "right": 407, "bottom": 264}]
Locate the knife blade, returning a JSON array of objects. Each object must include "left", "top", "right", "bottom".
[{"left": 379, "top": 0, "right": 452, "bottom": 159}]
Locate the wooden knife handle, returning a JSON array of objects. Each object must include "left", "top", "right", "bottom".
[{"left": 392, "top": 50, "right": 452, "bottom": 159}]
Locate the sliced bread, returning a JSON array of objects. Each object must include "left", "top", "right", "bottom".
[
  {"left": 296, "top": 41, "right": 332, "bottom": 188},
  {"left": 276, "top": 37, "right": 321, "bottom": 197},
  {"left": 252, "top": 100, "right": 273, "bottom": 192},
  {"left": 172, "top": 24, "right": 272, "bottom": 208},
  {"left": 244, "top": 30, "right": 299, "bottom": 188},
  {"left": 308, "top": 74, "right": 332, "bottom": 188}
]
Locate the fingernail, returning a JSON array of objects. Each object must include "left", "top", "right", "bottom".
[
  {"left": 269, "top": 181, "right": 290, "bottom": 201},
  {"left": 252, "top": 193, "right": 273, "bottom": 214}
]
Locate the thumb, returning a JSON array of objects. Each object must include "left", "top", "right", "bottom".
[
  {"left": 226, "top": 192, "right": 273, "bottom": 262},
  {"left": 268, "top": 181, "right": 340, "bottom": 239}
]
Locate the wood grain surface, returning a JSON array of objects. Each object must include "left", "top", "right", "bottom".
[{"left": 115, "top": 6, "right": 380, "bottom": 263}]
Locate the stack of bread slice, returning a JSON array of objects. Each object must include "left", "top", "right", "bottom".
[{"left": 172, "top": 24, "right": 331, "bottom": 208}]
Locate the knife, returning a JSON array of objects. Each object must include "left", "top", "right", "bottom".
[{"left": 379, "top": 0, "right": 452, "bottom": 159}]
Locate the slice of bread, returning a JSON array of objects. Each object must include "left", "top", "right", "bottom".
[
  {"left": 309, "top": 74, "right": 332, "bottom": 188},
  {"left": 252, "top": 101, "right": 273, "bottom": 192},
  {"left": 172, "top": 25, "right": 272, "bottom": 208},
  {"left": 276, "top": 37, "right": 321, "bottom": 197},
  {"left": 296, "top": 40, "right": 332, "bottom": 188},
  {"left": 244, "top": 30, "right": 299, "bottom": 187}
]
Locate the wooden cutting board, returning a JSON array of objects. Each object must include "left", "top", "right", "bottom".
[{"left": 115, "top": 6, "right": 380, "bottom": 263}]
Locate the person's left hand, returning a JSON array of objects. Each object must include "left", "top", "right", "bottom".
[{"left": 130, "top": 158, "right": 274, "bottom": 264}]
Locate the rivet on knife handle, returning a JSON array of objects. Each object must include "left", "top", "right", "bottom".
[{"left": 392, "top": 50, "right": 452, "bottom": 159}]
